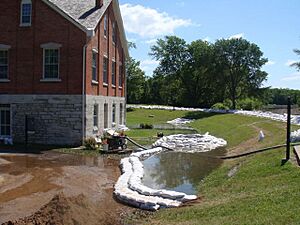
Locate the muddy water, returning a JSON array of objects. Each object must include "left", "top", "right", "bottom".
[
  {"left": 0, "top": 152, "right": 124, "bottom": 224},
  {"left": 142, "top": 148, "right": 225, "bottom": 195}
]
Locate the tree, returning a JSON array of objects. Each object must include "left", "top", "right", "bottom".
[
  {"left": 149, "top": 36, "right": 189, "bottom": 105},
  {"left": 126, "top": 57, "right": 146, "bottom": 104},
  {"left": 150, "top": 36, "right": 189, "bottom": 77},
  {"left": 214, "top": 38, "right": 268, "bottom": 109},
  {"left": 291, "top": 49, "right": 300, "bottom": 71}
]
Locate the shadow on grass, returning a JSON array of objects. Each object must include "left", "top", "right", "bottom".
[{"left": 183, "top": 111, "right": 219, "bottom": 120}]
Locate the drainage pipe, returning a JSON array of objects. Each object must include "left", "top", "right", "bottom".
[{"left": 220, "top": 142, "right": 300, "bottom": 160}]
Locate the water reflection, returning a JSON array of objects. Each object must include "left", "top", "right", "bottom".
[{"left": 142, "top": 148, "right": 225, "bottom": 195}]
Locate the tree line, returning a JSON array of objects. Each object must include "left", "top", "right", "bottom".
[{"left": 127, "top": 36, "right": 300, "bottom": 109}]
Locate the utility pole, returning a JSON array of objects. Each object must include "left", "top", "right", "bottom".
[{"left": 286, "top": 96, "right": 291, "bottom": 161}]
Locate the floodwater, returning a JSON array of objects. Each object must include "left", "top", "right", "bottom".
[
  {"left": 0, "top": 151, "right": 129, "bottom": 224},
  {"left": 142, "top": 148, "right": 226, "bottom": 195}
]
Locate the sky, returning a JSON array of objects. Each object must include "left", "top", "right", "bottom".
[{"left": 118, "top": 0, "right": 300, "bottom": 90}]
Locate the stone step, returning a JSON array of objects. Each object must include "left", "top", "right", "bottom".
[{"left": 293, "top": 146, "right": 300, "bottom": 166}]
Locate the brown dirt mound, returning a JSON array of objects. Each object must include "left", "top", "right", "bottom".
[{"left": 2, "top": 193, "right": 120, "bottom": 225}]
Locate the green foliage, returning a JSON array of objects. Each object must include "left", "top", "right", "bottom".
[
  {"left": 236, "top": 98, "right": 263, "bottom": 110},
  {"left": 84, "top": 137, "right": 97, "bottom": 150},
  {"left": 139, "top": 123, "right": 153, "bottom": 129},
  {"left": 291, "top": 48, "right": 300, "bottom": 71},
  {"left": 264, "top": 88, "right": 300, "bottom": 105},
  {"left": 126, "top": 57, "right": 146, "bottom": 104},
  {"left": 211, "top": 102, "right": 230, "bottom": 110}
]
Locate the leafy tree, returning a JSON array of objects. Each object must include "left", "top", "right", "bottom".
[
  {"left": 126, "top": 57, "right": 146, "bottom": 104},
  {"left": 214, "top": 38, "right": 268, "bottom": 109},
  {"left": 291, "top": 49, "right": 300, "bottom": 71},
  {"left": 149, "top": 36, "right": 189, "bottom": 105}
]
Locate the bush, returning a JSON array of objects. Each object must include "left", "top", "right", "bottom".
[
  {"left": 211, "top": 103, "right": 229, "bottom": 110},
  {"left": 139, "top": 123, "right": 153, "bottom": 129},
  {"left": 84, "top": 137, "right": 98, "bottom": 150},
  {"left": 126, "top": 107, "right": 135, "bottom": 112},
  {"left": 237, "top": 98, "right": 263, "bottom": 110}
]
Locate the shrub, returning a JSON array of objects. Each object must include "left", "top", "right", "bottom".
[
  {"left": 139, "top": 123, "right": 153, "bottom": 129},
  {"left": 211, "top": 103, "right": 229, "bottom": 110},
  {"left": 84, "top": 137, "right": 98, "bottom": 150},
  {"left": 237, "top": 98, "right": 263, "bottom": 110},
  {"left": 126, "top": 107, "right": 135, "bottom": 112}
]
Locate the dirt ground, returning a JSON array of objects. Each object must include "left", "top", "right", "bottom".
[{"left": 0, "top": 151, "right": 135, "bottom": 225}]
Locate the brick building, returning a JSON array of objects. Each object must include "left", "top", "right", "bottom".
[{"left": 0, "top": 0, "right": 128, "bottom": 145}]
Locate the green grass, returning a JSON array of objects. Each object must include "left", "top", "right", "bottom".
[
  {"left": 126, "top": 108, "right": 187, "bottom": 127},
  {"left": 126, "top": 109, "right": 300, "bottom": 225}
]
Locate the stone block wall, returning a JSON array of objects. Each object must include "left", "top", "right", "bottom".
[
  {"left": 85, "top": 95, "right": 126, "bottom": 138},
  {"left": 0, "top": 95, "right": 83, "bottom": 146}
]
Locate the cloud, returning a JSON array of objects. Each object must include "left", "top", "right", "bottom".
[
  {"left": 120, "top": 4, "right": 193, "bottom": 38},
  {"left": 140, "top": 59, "right": 159, "bottom": 75},
  {"left": 285, "top": 59, "right": 298, "bottom": 67},
  {"left": 265, "top": 60, "right": 276, "bottom": 66},
  {"left": 229, "top": 33, "right": 244, "bottom": 39},
  {"left": 145, "top": 39, "right": 157, "bottom": 45},
  {"left": 203, "top": 36, "right": 211, "bottom": 42},
  {"left": 281, "top": 72, "right": 300, "bottom": 81}
]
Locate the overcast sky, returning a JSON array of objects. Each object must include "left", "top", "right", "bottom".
[{"left": 119, "top": 0, "right": 300, "bottom": 90}]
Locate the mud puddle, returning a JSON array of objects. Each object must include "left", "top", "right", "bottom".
[{"left": 0, "top": 151, "right": 131, "bottom": 224}]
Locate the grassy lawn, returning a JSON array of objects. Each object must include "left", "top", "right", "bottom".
[{"left": 126, "top": 109, "right": 300, "bottom": 225}]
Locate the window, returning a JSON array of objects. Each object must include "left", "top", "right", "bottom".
[
  {"left": 112, "top": 61, "right": 116, "bottom": 86},
  {"left": 119, "top": 64, "right": 123, "bottom": 87},
  {"left": 112, "top": 22, "right": 116, "bottom": 44},
  {"left": 119, "top": 103, "right": 123, "bottom": 125},
  {"left": 104, "top": 103, "right": 108, "bottom": 128},
  {"left": 0, "top": 50, "right": 8, "bottom": 79},
  {"left": 44, "top": 49, "right": 59, "bottom": 79},
  {"left": 92, "top": 51, "right": 98, "bottom": 82},
  {"left": 93, "top": 104, "right": 98, "bottom": 128},
  {"left": 112, "top": 104, "right": 116, "bottom": 123},
  {"left": 0, "top": 105, "right": 11, "bottom": 137},
  {"left": 103, "top": 56, "right": 108, "bottom": 84},
  {"left": 20, "top": 0, "right": 32, "bottom": 26},
  {"left": 104, "top": 14, "right": 108, "bottom": 37}
]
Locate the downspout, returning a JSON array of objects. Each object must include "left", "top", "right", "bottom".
[{"left": 82, "top": 44, "right": 87, "bottom": 145}]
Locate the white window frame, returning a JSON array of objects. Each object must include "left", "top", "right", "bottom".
[
  {"left": 112, "top": 104, "right": 116, "bottom": 124},
  {"left": 112, "top": 22, "right": 116, "bottom": 45},
  {"left": 0, "top": 44, "right": 11, "bottom": 82},
  {"left": 0, "top": 105, "right": 11, "bottom": 137},
  {"left": 20, "top": 0, "right": 32, "bottom": 27},
  {"left": 118, "top": 63, "right": 123, "bottom": 88},
  {"left": 104, "top": 14, "right": 108, "bottom": 38},
  {"left": 40, "top": 43, "right": 62, "bottom": 82},
  {"left": 103, "top": 56, "right": 108, "bottom": 85},
  {"left": 93, "top": 104, "right": 99, "bottom": 131},
  {"left": 119, "top": 103, "right": 123, "bottom": 125},
  {"left": 92, "top": 49, "right": 98, "bottom": 83},
  {"left": 112, "top": 60, "right": 116, "bottom": 87}
]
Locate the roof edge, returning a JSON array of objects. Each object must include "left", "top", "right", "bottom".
[{"left": 41, "top": 0, "right": 89, "bottom": 35}]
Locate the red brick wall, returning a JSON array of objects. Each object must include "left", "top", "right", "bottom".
[
  {"left": 0, "top": 0, "right": 86, "bottom": 95},
  {"left": 0, "top": 1, "right": 126, "bottom": 97},
  {"left": 85, "top": 4, "right": 125, "bottom": 97}
]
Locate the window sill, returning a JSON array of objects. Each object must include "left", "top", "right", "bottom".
[
  {"left": 92, "top": 80, "right": 99, "bottom": 85},
  {"left": 112, "top": 85, "right": 116, "bottom": 88},
  {"left": 0, "top": 79, "right": 10, "bottom": 83},
  {"left": 93, "top": 126, "right": 99, "bottom": 132},
  {"left": 40, "top": 78, "right": 61, "bottom": 83},
  {"left": 119, "top": 86, "right": 123, "bottom": 89},
  {"left": 103, "top": 83, "right": 108, "bottom": 87},
  {"left": 20, "top": 23, "right": 31, "bottom": 27}
]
